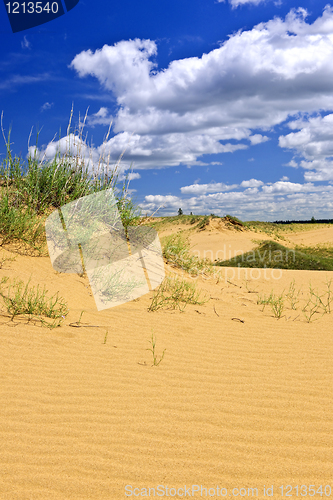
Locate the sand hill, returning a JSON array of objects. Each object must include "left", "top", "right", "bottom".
[{"left": 0, "top": 219, "right": 332, "bottom": 499}]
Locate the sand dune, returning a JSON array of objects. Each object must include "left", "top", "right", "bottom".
[{"left": 0, "top": 222, "right": 332, "bottom": 499}]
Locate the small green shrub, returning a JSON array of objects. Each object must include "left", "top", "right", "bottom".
[
  {"left": 148, "top": 276, "right": 208, "bottom": 312},
  {"left": 162, "top": 233, "right": 212, "bottom": 276},
  {"left": 0, "top": 277, "right": 68, "bottom": 327}
]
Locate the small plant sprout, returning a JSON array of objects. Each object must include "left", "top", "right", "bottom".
[
  {"left": 314, "top": 278, "right": 333, "bottom": 314},
  {"left": 103, "top": 330, "right": 108, "bottom": 344},
  {"left": 78, "top": 310, "right": 85, "bottom": 325},
  {"left": 302, "top": 283, "right": 323, "bottom": 323},
  {"left": 269, "top": 293, "right": 285, "bottom": 319},
  {"left": 286, "top": 280, "right": 301, "bottom": 310},
  {"left": 257, "top": 292, "right": 273, "bottom": 312},
  {"left": 257, "top": 291, "right": 284, "bottom": 318},
  {"left": 147, "top": 332, "right": 166, "bottom": 366}
]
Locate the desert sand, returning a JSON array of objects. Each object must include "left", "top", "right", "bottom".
[{"left": 0, "top": 221, "right": 332, "bottom": 499}]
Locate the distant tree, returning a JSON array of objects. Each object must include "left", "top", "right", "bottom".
[
  {"left": 311, "top": 216, "right": 316, "bottom": 222},
  {"left": 178, "top": 208, "right": 183, "bottom": 216},
  {"left": 190, "top": 211, "right": 193, "bottom": 215}
]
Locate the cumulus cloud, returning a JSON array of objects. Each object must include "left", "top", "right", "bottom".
[
  {"left": 240, "top": 178, "right": 264, "bottom": 188},
  {"left": 68, "top": 6, "right": 333, "bottom": 172},
  {"left": 86, "top": 107, "right": 113, "bottom": 127},
  {"left": 279, "top": 113, "right": 333, "bottom": 180},
  {"left": 180, "top": 182, "right": 238, "bottom": 194},
  {"left": 249, "top": 134, "right": 270, "bottom": 145},
  {"left": 142, "top": 181, "right": 333, "bottom": 220},
  {"left": 29, "top": 6, "right": 333, "bottom": 219}
]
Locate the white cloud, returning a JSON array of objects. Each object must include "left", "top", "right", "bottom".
[
  {"left": 285, "top": 159, "right": 298, "bottom": 168},
  {"left": 240, "top": 178, "right": 264, "bottom": 188},
  {"left": 280, "top": 176, "right": 289, "bottom": 181},
  {"left": 180, "top": 182, "right": 238, "bottom": 194},
  {"left": 87, "top": 107, "right": 113, "bottom": 127},
  {"left": 142, "top": 181, "right": 333, "bottom": 220},
  {"left": 226, "top": 0, "right": 269, "bottom": 9},
  {"left": 249, "top": 134, "right": 270, "bottom": 145},
  {"left": 68, "top": 6, "right": 333, "bottom": 171},
  {"left": 27, "top": 6, "right": 333, "bottom": 220},
  {"left": 21, "top": 36, "right": 31, "bottom": 49},
  {"left": 262, "top": 181, "right": 312, "bottom": 194},
  {"left": 40, "top": 102, "right": 53, "bottom": 112},
  {"left": 279, "top": 113, "right": 333, "bottom": 180},
  {"left": 216, "top": 0, "right": 268, "bottom": 6}
]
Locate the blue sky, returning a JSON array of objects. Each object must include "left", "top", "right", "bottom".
[{"left": 1, "top": 0, "right": 333, "bottom": 221}]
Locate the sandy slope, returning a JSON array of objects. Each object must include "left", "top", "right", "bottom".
[
  {"left": 0, "top": 222, "right": 332, "bottom": 499},
  {"left": 286, "top": 225, "right": 333, "bottom": 247}
]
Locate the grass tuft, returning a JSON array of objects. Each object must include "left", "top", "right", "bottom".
[
  {"left": 0, "top": 277, "right": 68, "bottom": 327},
  {"left": 162, "top": 233, "right": 213, "bottom": 277},
  {"left": 148, "top": 275, "right": 208, "bottom": 312}
]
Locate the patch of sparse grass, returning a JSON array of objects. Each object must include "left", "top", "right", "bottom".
[
  {"left": 148, "top": 275, "right": 208, "bottom": 312},
  {"left": 196, "top": 215, "right": 211, "bottom": 230},
  {"left": 257, "top": 291, "right": 284, "bottom": 318},
  {"left": 162, "top": 233, "right": 213, "bottom": 277},
  {"left": 224, "top": 215, "right": 246, "bottom": 230},
  {"left": 0, "top": 276, "right": 68, "bottom": 327},
  {"left": 256, "top": 278, "right": 333, "bottom": 323}
]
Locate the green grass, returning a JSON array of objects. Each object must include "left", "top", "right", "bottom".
[
  {"left": 0, "top": 110, "right": 141, "bottom": 255},
  {"left": 0, "top": 276, "right": 68, "bottom": 328},
  {"left": 147, "top": 213, "right": 243, "bottom": 232},
  {"left": 255, "top": 279, "right": 333, "bottom": 322},
  {"left": 162, "top": 233, "right": 213, "bottom": 277},
  {"left": 148, "top": 275, "right": 208, "bottom": 312},
  {"left": 216, "top": 240, "right": 333, "bottom": 271},
  {"left": 147, "top": 332, "right": 166, "bottom": 366}
]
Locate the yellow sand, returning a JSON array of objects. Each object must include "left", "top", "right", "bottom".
[{"left": 0, "top": 221, "right": 332, "bottom": 499}]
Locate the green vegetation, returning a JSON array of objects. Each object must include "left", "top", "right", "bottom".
[
  {"left": 257, "top": 291, "right": 285, "bottom": 319},
  {"left": 162, "top": 233, "right": 212, "bottom": 276},
  {"left": 216, "top": 240, "right": 333, "bottom": 271},
  {"left": 147, "top": 213, "right": 244, "bottom": 232},
  {"left": 255, "top": 279, "right": 333, "bottom": 322},
  {"left": 0, "top": 276, "right": 68, "bottom": 328},
  {"left": 148, "top": 275, "right": 208, "bottom": 312},
  {"left": 0, "top": 110, "right": 140, "bottom": 255},
  {"left": 147, "top": 332, "right": 166, "bottom": 366}
]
